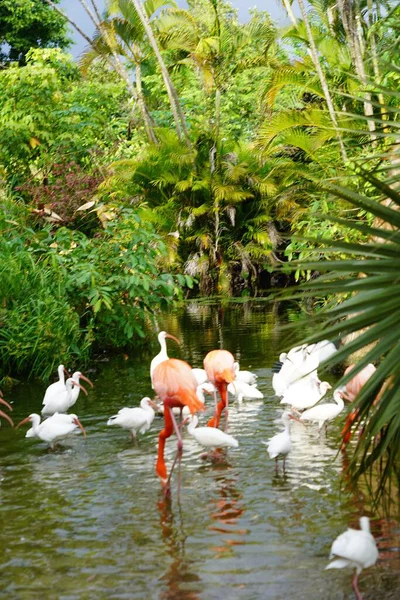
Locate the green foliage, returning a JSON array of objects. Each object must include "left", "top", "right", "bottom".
[
  {"left": 0, "top": 0, "right": 70, "bottom": 63},
  {"left": 0, "top": 193, "right": 187, "bottom": 383}
]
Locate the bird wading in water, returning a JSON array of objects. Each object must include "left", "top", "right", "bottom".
[
  {"left": 203, "top": 349, "right": 235, "bottom": 430},
  {"left": 152, "top": 358, "right": 204, "bottom": 496}
]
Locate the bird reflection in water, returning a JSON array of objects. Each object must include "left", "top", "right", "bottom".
[
  {"left": 157, "top": 497, "right": 201, "bottom": 600},
  {"left": 208, "top": 467, "right": 248, "bottom": 558}
]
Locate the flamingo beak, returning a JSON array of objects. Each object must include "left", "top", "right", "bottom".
[
  {"left": 0, "top": 397, "right": 13, "bottom": 412},
  {"left": 79, "top": 374, "right": 94, "bottom": 388},
  {"left": 64, "top": 367, "right": 71, "bottom": 378},
  {"left": 0, "top": 409, "right": 14, "bottom": 427},
  {"left": 73, "top": 417, "right": 87, "bottom": 438},
  {"left": 15, "top": 415, "right": 32, "bottom": 429},
  {"left": 71, "top": 380, "right": 88, "bottom": 396},
  {"left": 165, "top": 333, "right": 181, "bottom": 345}
]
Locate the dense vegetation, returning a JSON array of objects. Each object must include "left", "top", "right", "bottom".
[{"left": 1, "top": 0, "right": 400, "bottom": 490}]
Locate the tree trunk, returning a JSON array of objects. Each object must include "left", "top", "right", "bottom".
[
  {"left": 45, "top": 0, "right": 157, "bottom": 143},
  {"left": 367, "top": 0, "right": 386, "bottom": 120},
  {"left": 296, "top": 0, "right": 348, "bottom": 162},
  {"left": 129, "top": 0, "right": 191, "bottom": 147},
  {"left": 337, "top": 0, "right": 376, "bottom": 134}
]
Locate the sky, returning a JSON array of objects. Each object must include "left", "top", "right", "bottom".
[{"left": 60, "top": 1, "right": 299, "bottom": 58}]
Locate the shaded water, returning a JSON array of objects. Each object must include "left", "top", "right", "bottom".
[{"left": 1, "top": 301, "right": 399, "bottom": 599}]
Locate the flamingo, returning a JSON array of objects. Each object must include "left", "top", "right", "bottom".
[
  {"left": 16, "top": 412, "right": 86, "bottom": 449},
  {"left": 107, "top": 397, "right": 157, "bottom": 440},
  {"left": 340, "top": 364, "right": 377, "bottom": 449},
  {"left": 280, "top": 380, "right": 332, "bottom": 412},
  {"left": 326, "top": 516, "right": 379, "bottom": 600},
  {"left": 233, "top": 362, "right": 257, "bottom": 385},
  {"left": 227, "top": 380, "right": 263, "bottom": 402},
  {"left": 41, "top": 378, "right": 88, "bottom": 416},
  {"left": 186, "top": 414, "right": 239, "bottom": 449},
  {"left": 300, "top": 389, "right": 344, "bottom": 432},
  {"left": 69, "top": 371, "right": 94, "bottom": 408},
  {"left": 150, "top": 331, "right": 180, "bottom": 388},
  {"left": 152, "top": 358, "right": 205, "bottom": 494},
  {"left": 0, "top": 392, "right": 14, "bottom": 427},
  {"left": 203, "top": 349, "right": 236, "bottom": 430},
  {"left": 42, "top": 364, "right": 70, "bottom": 404},
  {"left": 156, "top": 382, "right": 215, "bottom": 417},
  {"left": 262, "top": 411, "right": 302, "bottom": 472}
]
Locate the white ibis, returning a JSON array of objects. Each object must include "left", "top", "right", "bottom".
[
  {"left": 42, "top": 364, "right": 70, "bottom": 404},
  {"left": 41, "top": 378, "right": 87, "bottom": 416},
  {"left": 300, "top": 389, "right": 344, "bottom": 431},
  {"left": 227, "top": 380, "right": 263, "bottom": 402},
  {"left": 107, "top": 397, "right": 156, "bottom": 440},
  {"left": 326, "top": 516, "right": 379, "bottom": 600},
  {"left": 150, "top": 331, "right": 180, "bottom": 388},
  {"left": 69, "top": 371, "right": 94, "bottom": 408},
  {"left": 186, "top": 414, "right": 239, "bottom": 449},
  {"left": 16, "top": 412, "right": 86, "bottom": 449},
  {"left": 233, "top": 362, "right": 257, "bottom": 385},
  {"left": 262, "top": 411, "right": 302, "bottom": 471},
  {"left": 192, "top": 368, "right": 208, "bottom": 386},
  {"left": 280, "top": 380, "right": 332, "bottom": 412},
  {"left": 0, "top": 392, "right": 14, "bottom": 427}
]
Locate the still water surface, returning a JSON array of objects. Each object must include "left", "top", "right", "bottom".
[{"left": 1, "top": 301, "right": 399, "bottom": 599}]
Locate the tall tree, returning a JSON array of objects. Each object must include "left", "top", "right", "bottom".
[{"left": 0, "top": 0, "right": 70, "bottom": 63}]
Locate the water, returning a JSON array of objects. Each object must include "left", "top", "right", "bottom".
[{"left": 1, "top": 301, "right": 399, "bottom": 599}]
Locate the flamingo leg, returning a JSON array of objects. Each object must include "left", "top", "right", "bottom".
[
  {"left": 156, "top": 408, "right": 174, "bottom": 489},
  {"left": 352, "top": 572, "right": 363, "bottom": 600},
  {"left": 275, "top": 457, "right": 279, "bottom": 474},
  {"left": 207, "top": 384, "right": 228, "bottom": 429},
  {"left": 283, "top": 456, "right": 286, "bottom": 472},
  {"left": 166, "top": 408, "right": 184, "bottom": 499}
]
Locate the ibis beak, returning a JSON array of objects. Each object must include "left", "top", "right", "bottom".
[
  {"left": 71, "top": 380, "right": 88, "bottom": 396},
  {"left": 165, "top": 333, "right": 181, "bottom": 345},
  {"left": 0, "top": 397, "right": 12, "bottom": 412},
  {"left": 289, "top": 413, "right": 305, "bottom": 425},
  {"left": 79, "top": 374, "right": 94, "bottom": 388},
  {"left": 15, "top": 415, "right": 32, "bottom": 429},
  {"left": 73, "top": 417, "right": 87, "bottom": 438},
  {"left": 64, "top": 367, "right": 71, "bottom": 378},
  {"left": 0, "top": 409, "right": 14, "bottom": 427},
  {"left": 149, "top": 400, "right": 160, "bottom": 411}
]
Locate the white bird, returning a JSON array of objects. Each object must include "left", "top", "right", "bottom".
[
  {"left": 228, "top": 380, "right": 263, "bottom": 402},
  {"left": 192, "top": 368, "right": 208, "bottom": 386},
  {"left": 262, "top": 411, "right": 301, "bottom": 471},
  {"left": 280, "top": 380, "right": 332, "bottom": 412},
  {"left": 233, "top": 362, "right": 257, "bottom": 385},
  {"left": 69, "top": 371, "right": 94, "bottom": 409},
  {"left": 150, "top": 331, "right": 180, "bottom": 388},
  {"left": 41, "top": 378, "right": 87, "bottom": 416},
  {"left": 308, "top": 339, "right": 337, "bottom": 364},
  {"left": 300, "top": 389, "right": 345, "bottom": 431},
  {"left": 107, "top": 397, "right": 156, "bottom": 440},
  {"left": 326, "top": 516, "right": 379, "bottom": 600},
  {"left": 42, "top": 364, "right": 69, "bottom": 405},
  {"left": 186, "top": 414, "right": 239, "bottom": 449},
  {"left": 16, "top": 412, "right": 86, "bottom": 449}
]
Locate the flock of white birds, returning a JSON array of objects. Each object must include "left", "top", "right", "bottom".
[{"left": 1, "top": 332, "right": 379, "bottom": 600}]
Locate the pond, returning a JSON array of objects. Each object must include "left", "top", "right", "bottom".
[{"left": 0, "top": 301, "right": 399, "bottom": 599}]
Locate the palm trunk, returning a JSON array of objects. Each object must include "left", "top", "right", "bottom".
[
  {"left": 282, "top": 0, "right": 298, "bottom": 27},
  {"left": 129, "top": 0, "right": 191, "bottom": 147},
  {"left": 136, "top": 63, "right": 158, "bottom": 143},
  {"left": 367, "top": 0, "right": 386, "bottom": 120},
  {"left": 296, "top": 0, "right": 347, "bottom": 162},
  {"left": 337, "top": 0, "right": 376, "bottom": 134},
  {"left": 44, "top": 0, "right": 157, "bottom": 143}
]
